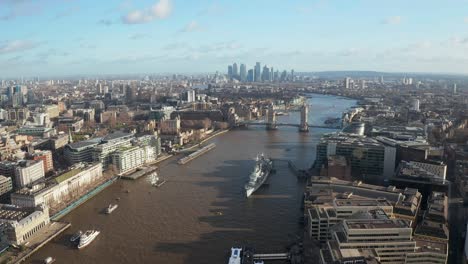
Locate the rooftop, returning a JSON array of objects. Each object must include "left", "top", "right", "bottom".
[
  {"left": 67, "top": 137, "right": 102, "bottom": 150},
  {"left": 102, "top": 131, "right": 134, "bottom": 143}
]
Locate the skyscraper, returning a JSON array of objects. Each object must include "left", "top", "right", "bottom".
[
  {"left": 247, "top": 69, "right": 254, "bottom": 82},
  {"left": 240, "top": 64, "right": 247, "bottom": 82},
  {"left": 254, "top": 62, "right": 261, "bottom": 82},
  {"left": 345, "top": 77, "right": 351, "bottom": 89},
  {"left": 262, "top": 66, "right": 270, "bottom": 82},
  {"left": 227, "top": 65, "right": 233, "bottom": 77},
  {"left": 232, "top": 63, "right": 238, "bottom": 78}
]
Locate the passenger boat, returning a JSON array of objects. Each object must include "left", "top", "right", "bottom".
[
  {"left": 77, "top": 230, "right": 100, "bottom": 249},
  {"left": 105, "top": 204, "right": 118, "bottom": 214},
  {"left": 44, "top": 257, "right": 55, "bottom": 264}
]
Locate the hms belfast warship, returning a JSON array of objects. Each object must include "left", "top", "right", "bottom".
[{"left": 245, "top": 154, "right": 272, "bottom": 198}]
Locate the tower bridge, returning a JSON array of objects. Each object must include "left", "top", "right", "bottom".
[{"left": 240, "top": 103, "right": 340, "bottom": 131}]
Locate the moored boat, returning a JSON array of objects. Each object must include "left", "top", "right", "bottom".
[
  {"left": 70, "top": 230, "right": 82, "bottom": 242},
  {"left": 228, "top": 247, "right": 242, "bottom": 264},
  {"left": 245, "top": 154, "right": 272, "bottom": 197}
]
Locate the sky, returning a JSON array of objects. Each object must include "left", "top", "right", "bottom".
[{"left": 1, "top": 0, "right": 468, "bottom": 77}]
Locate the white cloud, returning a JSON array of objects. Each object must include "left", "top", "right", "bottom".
[
  {"left": 181, "top": 21, "right": 201, "bottom": 32},
  {"left": 382, "top": 16, "right": 402, "bottom": 25},
  {"left": 151, "top": 0, "right": 171, "bottom": 19},
  {"left": 464, "top": 17, "right": 468, "bottom": 24},
  {"left": 0, "top": 40, "right": 39, "bottom": 54},
  {"left": 122, "top": 0, "right": 172, "bottom": 24}
]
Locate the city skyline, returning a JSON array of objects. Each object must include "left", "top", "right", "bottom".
[{"left": 2, "top": 0, "right": 468, "bottom": 77}]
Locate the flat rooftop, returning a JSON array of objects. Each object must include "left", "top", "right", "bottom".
[{"left": 346, "top": 218, "right": 409, "bottom": 230}]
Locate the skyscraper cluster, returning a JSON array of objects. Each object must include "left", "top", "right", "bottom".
[{"left": 227, "top": 62, "right": 295, "bottom": 82}]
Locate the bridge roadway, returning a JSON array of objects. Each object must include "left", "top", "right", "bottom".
[{"left": 241, "top": 122, "right": 340, "bottom": 129}]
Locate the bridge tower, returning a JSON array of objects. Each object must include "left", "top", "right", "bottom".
[
  {"left": 299, "top": 103, "right": 309, "bottom": 132},
  {"left": 266, "top": 107, "right": 277, "bottom": 130}
]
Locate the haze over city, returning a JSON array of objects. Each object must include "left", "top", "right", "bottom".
[{"left": 2, "top": 0, "right": 468, "bottom": 77}]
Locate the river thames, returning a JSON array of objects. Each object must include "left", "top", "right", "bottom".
[{"left": 28, "top": 94, "right": 356, "bottom": 264}]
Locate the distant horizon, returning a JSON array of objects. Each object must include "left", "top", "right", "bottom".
[{"left": 2, "top": 69, "right": 468, "bottom": 80}]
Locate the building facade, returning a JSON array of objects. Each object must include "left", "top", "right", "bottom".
[
  {"left": 11, "top": 163, "right": 103, "bottom": 215},
  {"left": 15, "top": 160, "right": 45, "bottom": 188}
]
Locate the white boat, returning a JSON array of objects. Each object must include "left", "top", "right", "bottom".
[
  {"left": 105, "top": 204, "right": 118, "bottom": 214},
  {"left": 77, "top": 230, "right": 100, "bottom": 249},
  {"left": 149, "top": 172, "right": 159, "bottom": 186},
  {"left": 44, "top": 257, "right": 55, "bottom": 264},
  {"left": 70, "top": 230, "right": 82, "bottom": 242},
  {"left": 228, "top": 247, "right": 242, "bottom": 264}
]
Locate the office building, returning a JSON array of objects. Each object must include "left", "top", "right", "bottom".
[
  {"left": 227, "top": 65, "right": 233, "bottom": 77},
  {"left": 320, "top": 210, "right": 416, "bottom": 263},
  {"left": 64, "top": 138, "right": 101, "bottom": 165},
  {"left": 411, "top": 99, "right": 420, "bottom": 112},
  {"left": 16, "top": 126, "right": 56, "bottom": 138},
  {"left": 31, "top": 150, "right": 54, "bottom": 173},
  {"left": 319, "top": 208, "right": 447, "bottom": 264},
  {"left": 232, "top": 63, "right": 238, "bottom": 77},
  {"left": 307, "top": 176, "right": 421, "bottom": 223},
  {"left": 345, "top": 77, "right": 351, "bottom": 89},
  {"left": 239, "top": 64, "right": 247, "bottom": 81},
  {"left": 262, "top": 65, "right": 270, "bottom": 82},
  {"left": 184, "top": 90, "right": 196, "bottom": 103},
  {"left": 15, "top": 160, "right": 45, "bottom": 188},
  {"left": 247, "top": 69, "right": 254, "bottom": 82},
  {"left": 390, "top": 160, "right": 449, "bottom": 199},
  {"left": 112, "top": 145, "right": 155, "bottom": 175},
  {"left": 254, "top": 62, "right": 261, "bottom": 82},
  {"left": 11, "top": 163, "right": 103, "bottom": 215},
  {"left": 315, "top": 133, "right": 396, "bottom": 183},
  {"left": 308, "top": 196, "right": 393, "bottom": 242},
  {"left": 0, "top": 161, "right": 16, "bottom": 178},
  {"left": 0, "top": 176, "right": 12, "bottom": 196},
  {"left": 92, "top": 132, "right": 134, "bottom": 169}
]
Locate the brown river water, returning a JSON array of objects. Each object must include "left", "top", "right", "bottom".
[{"left": 27, "top": 94, "right": 356, "bottom": 264}]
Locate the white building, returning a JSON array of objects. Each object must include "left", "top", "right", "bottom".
[
  {"left": 411, "top": 99, "right": 420, "bottom": 112},
  {"left": 345, "top": 77, "right": 351, "bottom": 89},
  {"left": 92, "top": 132, "right": 134, "bottom": 169},
  {"left": 0, "top": 204, "right": 50, "bottom": 245},
  {"left": 112, "top": 145, "right": 155, "bottom": 175},
  {"left": 15, "top": 160, "right": 45, "bottom": 188},
  {"left": 11, "top": 163, "right": 103, "bottom": 213}
]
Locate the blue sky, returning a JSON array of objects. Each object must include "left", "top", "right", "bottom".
[{"left": 1, "top": 0, "right": 468, "bottom": 77}]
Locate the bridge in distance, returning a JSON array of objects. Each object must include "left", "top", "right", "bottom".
[{"left": 238, "top": 103, "right": 341, "bottom": 132}]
